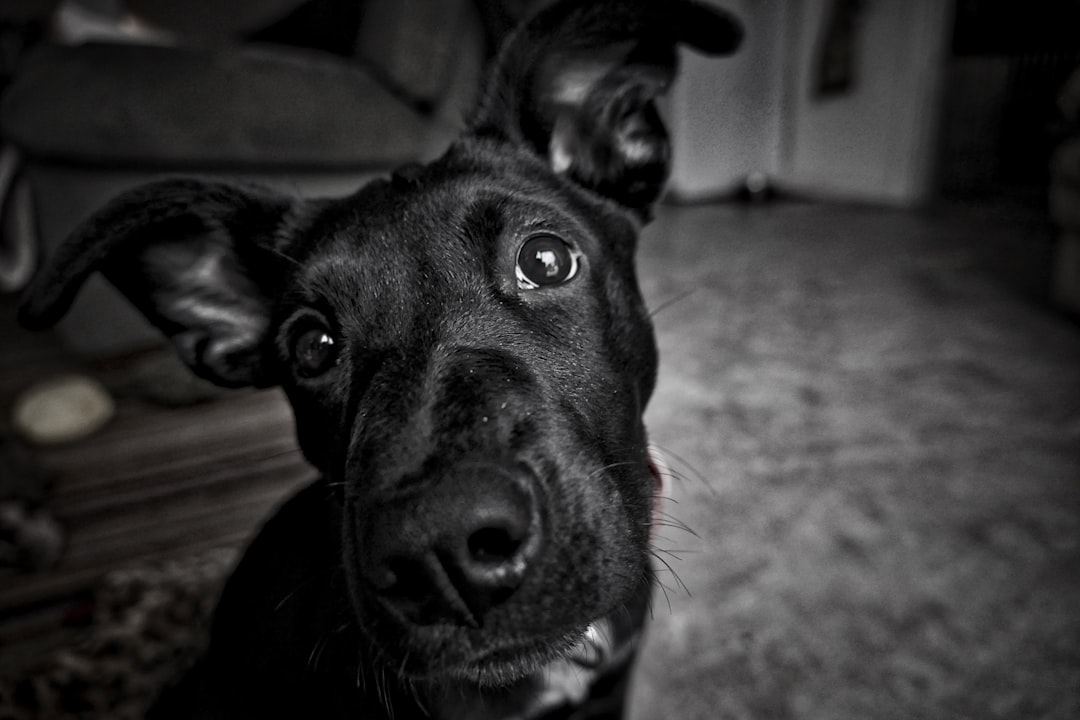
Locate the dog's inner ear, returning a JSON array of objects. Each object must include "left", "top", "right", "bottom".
[
  {"left": 469, "top": 0, "right": 742, "bottom": 215},
  {"left": 539, "top": 44, "right": 677, "bottom": 211},
  {"left": 19, "top": 180, "right": 299, "bottom": 388},
  {"left": 127, "top": 232, "right": 279, "bottom": 387}
]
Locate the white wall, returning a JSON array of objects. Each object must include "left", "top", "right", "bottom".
[
  {"left": 781, "top": 0, "right": 954, "bottom": 204},
  {"left": 667, "top": 0, "right": 788, "bottom": 201},
  {"left": 666, "top": 0, "right": 954, "bottom": 206}
]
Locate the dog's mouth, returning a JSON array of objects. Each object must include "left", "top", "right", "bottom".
[
  {"left": 387, "top": 597, "right": 638, "bottom": 687},
  {"left": 450, "top": 613, "right": 624, "bottom": 682},
  {"left": 433, "top": 447, "right": 668, "bottom": 716},
  {"left": 352, "top": 445, "right": 668, "bottom": 716},
  {"left": 428, "top": 613, "right": 643, "bottom": 720}
]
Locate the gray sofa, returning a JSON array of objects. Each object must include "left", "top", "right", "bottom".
[{"left": 0, "top": 0, "right": 485, "bottom": 357}]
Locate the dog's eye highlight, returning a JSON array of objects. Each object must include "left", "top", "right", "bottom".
[
  {"left": 293, "top": 327, "right": 338, "bottom": 377},
  {"left": 516, "top": 234, "right": 580, "bottom": 289}
]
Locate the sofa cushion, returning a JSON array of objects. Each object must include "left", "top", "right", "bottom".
[{"left": 0, "top": 42, "right": 449, "bottom": 171}]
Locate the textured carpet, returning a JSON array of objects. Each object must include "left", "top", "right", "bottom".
[
  {"left": 3, "top": 199, "right": 1079, "bottom": 720},
  {"left": 631, "top": 200, "right": 1080, "bottom": 720},
  {"left": 1, "top": 550, "right": 235, "bottom": 720}
]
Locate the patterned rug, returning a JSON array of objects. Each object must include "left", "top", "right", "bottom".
[{"left": 0, "top": 550, "right": 234, "bottom": 720}]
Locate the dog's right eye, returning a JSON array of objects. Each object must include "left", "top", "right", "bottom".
[
  {"left": 516, "top": 234, "right": 580, "bottom": 289},
  {"left": 292, "top": 326, "right": 338, "bottom": 377}
]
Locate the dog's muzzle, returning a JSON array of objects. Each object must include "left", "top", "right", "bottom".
[
  {"left": 358, "top": 461, "right": 544, "bottom": 629},
  {"left": 485, "top": 445, "right": 671, "bottom": 720},
  {"left": 355, "top": 445, "right": 669, "bottom": 717}
]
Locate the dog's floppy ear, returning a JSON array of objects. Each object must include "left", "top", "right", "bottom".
[
  {"left": 469, "top": 0, "right": 741, "bottom": 214},
  {"left": 19, "top": 179, "right": 300, "bottom": 388}
]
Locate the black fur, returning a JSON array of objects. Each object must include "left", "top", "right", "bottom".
[{"left": 19, "top": 1, "right": 740, "bottom": 717}]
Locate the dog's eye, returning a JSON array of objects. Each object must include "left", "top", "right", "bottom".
[
  {"left": 516, "top": 234, "right": 580, "bottom": 289},
  {"left": 293, "top": 327, "right": 338, "bottom": 377}
]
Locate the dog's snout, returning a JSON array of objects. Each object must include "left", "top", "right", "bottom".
[
  {"left": 362, "top": 465, "right": 543, "bottom": 627},
  {"left": 451, "top": 481, "right": 538, "bottom": 616}
]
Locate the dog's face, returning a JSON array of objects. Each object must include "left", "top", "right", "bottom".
[
  {"left": 20, "top": 0, "right": 739, "bottom": 692},
  {"left": 286, "top": 142, "right": 659, "bottom": 685}
]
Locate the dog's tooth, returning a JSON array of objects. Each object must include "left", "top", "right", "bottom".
[{"left": 565, "top": 622, "right": 607, "bottom": 668}]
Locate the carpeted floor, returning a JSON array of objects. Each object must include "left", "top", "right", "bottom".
[
  {"left": 631, "top": 199, "right": 1080, "bottom": 720},
  {"left": 2, "top": 198, "right": 1078, "bottom": 719}
]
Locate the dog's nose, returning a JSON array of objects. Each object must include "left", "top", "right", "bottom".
[{"left": 362, "top": 466, "right": 543, "bottom": 627}]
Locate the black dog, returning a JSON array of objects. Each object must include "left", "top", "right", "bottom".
[{"left": 19, "top": 1, "right": 740, "bottom": 717}]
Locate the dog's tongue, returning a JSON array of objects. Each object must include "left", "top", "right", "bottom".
[{"left": 647, "top": 444, "right": 671, "bottom": 538}]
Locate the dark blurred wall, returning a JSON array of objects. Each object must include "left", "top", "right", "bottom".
[{"left": 939, "top": 0, "right": 1080, "bottom": 198}]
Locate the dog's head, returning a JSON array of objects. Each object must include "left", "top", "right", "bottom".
[{"left": 20, "top": 0, "right": 739, "bottom": 695}]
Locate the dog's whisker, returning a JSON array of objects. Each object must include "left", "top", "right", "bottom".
[
  {"left": 652, "top": 511, "right": 702, "bottom": 539},
  {"left": 655, "top": 512, "right": 699, "bottom": 535},
  {"left": 265, "top": 243, "right": 304, "bottom": 268},
  {"left": 650, "top": 443, "right": 718, "bottom": 497},
  {"left": 407, "top": 678, "right": 429, "bottom": 717},
  {"left": 651, "top": 571, "right": 674, "bottom": 613},
  {"left": 272, "top": 575, "right": 317, "bottom": 613},
  {"left": 648, "top": 549, "right": 692, "bottom": 598},
  {"left": 656, "top": 465, "right": 699, "bottom": 486},
  {"left": 643, "top": 584, "right": 657, "bottom": 621},
  {"left": 653, "top": 576, "right": 681, "bottom": 593},
  {"left": 651, "top": 544, "right": 702, "bottom": 555},
  {"left": 647, "top": 288, "right": 699, "bottom": 318},
  {"left": 377, "top": 666, "right": 395, "bottom": 720},
  {"left": 651, "top": 547, "right": 686, "bottom": 562},
  {"left": 308, "top": 633, "right": 331, "bottom": 672},
  {"left": 650, "top": 523, "right": 702, "bottom": 543},
  {"left": 650, "top": 521, "right": 701, "bottom": 543}
]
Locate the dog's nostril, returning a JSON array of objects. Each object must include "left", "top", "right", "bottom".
[
  {"left": 467, "top": 525, "right": 523, "bottom": 563},
  {"left": 449, "top": 492, "right": 541, "bottom": 621},
  {"left": 363, "top": 466, "right": 543, "bottom": 626}
]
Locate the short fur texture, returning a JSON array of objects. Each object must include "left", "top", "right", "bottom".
[{"left": 19, "top": 2, "right": 741, "bottom": 717}]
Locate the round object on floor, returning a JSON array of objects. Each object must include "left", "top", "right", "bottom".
[{"left": 12, "top": 374, "right": 115, "bottom": 445}]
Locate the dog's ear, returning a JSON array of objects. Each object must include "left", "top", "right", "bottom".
[
  {"left": 469, "top": 0, "right": 741, "bottom": 214},
  {"left": 19, "top": 179, "right": 300, "bottom": 388}
]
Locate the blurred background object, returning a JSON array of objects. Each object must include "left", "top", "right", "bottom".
[
  {"left": 1050, "top": 66, "right": 1080, "bottom": 313},
  {"left": 0, "top": 0, "right": 491, "bottom": 358},
  {"left": 4, "top": 0, "right": 1079, "bottom": 353}
]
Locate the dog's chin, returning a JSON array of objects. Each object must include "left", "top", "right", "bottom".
[
  {"left": 427, "top": 626, "right": 589, "bottom": 688},
  {"left": 403, "top": 617, "right": 634, "bottom": 720},
  {"left": 361, "top": 618, "right": 589, "bottom": 690}
]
